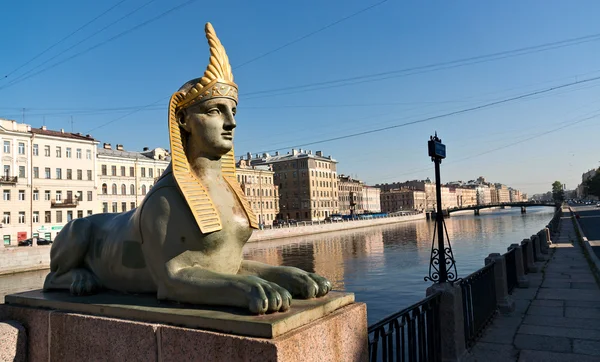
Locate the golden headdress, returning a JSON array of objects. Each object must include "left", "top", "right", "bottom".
[{"left": 168, "top": 22, "right": 258, "bottom": 233}]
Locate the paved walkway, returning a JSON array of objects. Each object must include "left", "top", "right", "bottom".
[{"left": 468, "top": 208, "right": 600, "bottom": 361}]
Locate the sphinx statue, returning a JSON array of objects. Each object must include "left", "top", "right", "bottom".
[{"left": 43, "top": 23, "right": 331, "bottom": 314}]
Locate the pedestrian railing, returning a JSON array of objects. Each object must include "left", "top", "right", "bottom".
[
  {"left": 461, "top": 263, "right": 497, "bottom": 348},
  {"left": 504, "top": 248, "right": 517, "bottom": 294},
  {"left": 368, "top": 292, "right": 442, "bottom": 362}
]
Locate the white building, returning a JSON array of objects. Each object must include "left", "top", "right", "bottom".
[{"left": 362, "top": 185, "right": 381, "bottom": 213}]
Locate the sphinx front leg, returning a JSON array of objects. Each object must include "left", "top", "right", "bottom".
[
  {"left": 239, "top": 260, "right": 331, "bottom": 299},
  {"left": 156, "top": 267, "right": 292, "bottom": 314}
]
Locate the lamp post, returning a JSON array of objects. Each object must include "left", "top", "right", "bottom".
[{"left": 425, "top": 133, "right": 459, "bottom": 284}]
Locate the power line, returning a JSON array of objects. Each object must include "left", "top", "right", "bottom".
[
  {"left": 254, "top": 75, "right": 600, "bottom": 154},
  {"left": 2, "top": 0, "right": 129, "bottom": 80},
  {"left": 234, "top": 0, "right": 388, "bottom": 69},
  {"left": 86, "top": 96, "right": 167, "bottom": 133},
  {"left": 0, "top": 0, "right": 194, "bottom": 91}
]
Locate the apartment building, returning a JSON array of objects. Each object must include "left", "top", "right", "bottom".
[
  {"left": 362, "top": 186, "right": 381, "bottom": 213},
  {"left": 380, "top": 189, "right": 427, "bottom": 213},
  {"left": 1, "top": 119, "right": 98, "bottom": 245},
  {"left": 236, "top": 159, "right": 279, "bottom": 226},
  {"left": 249, "top": 149, "right": 339, "bottom": 221},
  {"left": 97, "top": 144, "right": 170, "bottom": 213},
  {"left": 338, "top": 175, "right": 364, "bottom": 215},
  {"left": 495, "top": 184, "right": 510, "bottom": 203}
]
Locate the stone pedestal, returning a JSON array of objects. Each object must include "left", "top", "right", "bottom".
[
  {"left": 537, "top": 229, "right": 550, "bottom": 252},
  {"left": 426, "top": 283, "right": 468, "bottom": 362},
  {"left": 508, "top": 244, "right": 529, "bottom": 288},
  {"left": 544, "top": 227, "right": 553, "bottom": 245},
  {"left": 531, "top": 235, "right": 549, "bottom": 261},
  {"left": 485, "top": 253, "right": 515, "bottom": 314},
  {"left": 1, "top": 290, "right": 367, "bottom": 362},
  {"left": 0, "top": 320, "right": 26, "bottom": 362},
  {"left": 522, "top": 239, "right": 540, "bottom": 273}
]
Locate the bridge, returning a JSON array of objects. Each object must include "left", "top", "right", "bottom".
[{"left": 446, "top": 201, "right": 558, "bottom": 215}]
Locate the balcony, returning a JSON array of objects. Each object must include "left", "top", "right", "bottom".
[
  {"left": 0, "top": 176, "right": 18, "bottom": 184},
  {"left": 51, "top": 198, "right": 79, "bottom": 208}
]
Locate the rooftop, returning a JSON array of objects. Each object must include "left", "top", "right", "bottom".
[
  {"left": 246, "top": 148, "right": 337, "bottom": 164},
  {"left": 30, "top": 126, "right": 97, "bottom": 142}
]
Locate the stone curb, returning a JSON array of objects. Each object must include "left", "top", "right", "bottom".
[{"left": 569, "top": 207, "right": 600, "bottom": 281}]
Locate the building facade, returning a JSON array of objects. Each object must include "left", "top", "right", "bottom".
[
  {"left": 380, "top": 189, "right": 427, "bottom": 213},
  {"left": 338, "top": 175, "right": 364, "bottom": 215},
  {"left": 97, "top": 144, "right": 170, "bottom": 214},
  {"left": 249, "top": 149, "right": 339, "bottom": 221},
  {"left": 362, "top": 186, "right": 381, "bottom": 213},
  {"left": 236, "top": 159, "right": 279, "bottom": 226}
]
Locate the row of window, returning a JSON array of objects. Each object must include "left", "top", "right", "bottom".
[
  {"left": 2, "top": 189, "right": 93, "bottom": 202},
  {"left": 3, "top": 141, "right": 26, "bottom": 155},
  {"left": 251, "top": 201, "right": 277, "bottom": 210},
  {"left": 102, "top": 202, "right": 137, "bottom": 213},
  {"left": 3, "top": 165, "right": 25, "bottom": 178},
  {"left": 33, "top": 167, "right": 93, "bottom": 181},
  {"left": 101, "top": 183, "right": 152, "bottom": 196},
  {"left": 31, "top": 143, "right": 92, "bottom": 159},
  {"left": 245, "top": 188, "right": 276, "bottom": 197},
  {"left": 100, "top": 165, "right": 164, "bottom": 178},
  {"left": 237, "top": 174, "right": 273, "bottom": 184},
  {"left": 1, "top": 210, "right": 93, "bottom": 225}
]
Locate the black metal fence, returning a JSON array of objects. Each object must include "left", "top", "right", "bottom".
[
  {"left": 368, "top": 292, "right": 442, "bottom": 362},
  {"left": 504, "top": 248, "right": 517, "bottom": 294},
  {"left": 461, "top": 263, "right": 497, "bottom": 348}
]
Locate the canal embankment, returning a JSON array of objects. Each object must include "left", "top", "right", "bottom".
[{"left": 0, "top": 245, "right": 50, "bottom": 276}]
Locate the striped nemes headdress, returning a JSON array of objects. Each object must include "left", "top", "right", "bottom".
[{"left": 168, "top": 23, "right": 258, "bottom": 233}]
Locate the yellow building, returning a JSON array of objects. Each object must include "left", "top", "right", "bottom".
[{"left": 236, "top": 159, "right": 279, "bottom": 226}]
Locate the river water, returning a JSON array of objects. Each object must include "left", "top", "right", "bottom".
[{"left": 0, "top": 207, "right": 554, "bottom": 325}]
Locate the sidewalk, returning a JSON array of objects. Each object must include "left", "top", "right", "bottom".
[{"left": 468, "top": 208, "right": 600, "bottom": 361}]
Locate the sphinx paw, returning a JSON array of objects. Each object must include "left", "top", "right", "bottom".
[
  {"left": 245, "top": 277, "right": 292, "bottom": 314},
  {"left": 70, "top": 269, "right": 100, "bottom": 296}
]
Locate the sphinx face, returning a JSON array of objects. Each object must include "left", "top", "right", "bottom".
[{"left": 182, "top": 97, "right": 237, "bottom": 158}]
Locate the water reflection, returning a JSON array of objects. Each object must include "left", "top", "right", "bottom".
[{"left": 244, "top": 207, "right": 555, "bottom": 324}]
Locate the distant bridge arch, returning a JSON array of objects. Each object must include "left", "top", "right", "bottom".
[{"left": 447, "top": 202, "right": 557, "bottom": 215}]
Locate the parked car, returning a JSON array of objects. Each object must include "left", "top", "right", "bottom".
[
  {"left": 18, "top": 238, "right": 52, "bottom": 247},
  {"left": 272, "top": 219, "right": 288, "bottom": 227}
]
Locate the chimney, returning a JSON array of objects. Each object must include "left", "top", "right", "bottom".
[
  {"left": 41, "top": 125, "right": 47, "bottom": 131},
  {"left": 116, "top": 144, "right": 124, "bottom": 151},
  {"left": 247, "top": 152, "right": 252, "bottom": 160},
  {"left": 292, "top": 149, "right": 298, "bottom": 156},
  {"left": 85, "top": 134, "right": 91, "bottom": 138},
  {"left": 309, "top": 150, "right": 312, "bottom": 155},
  {"left": 275, "top": 151, "right": 279, "bottom": 156},
  {"left": 60, "top": 129, "right": 64, "bottom": 133},
  {"left": 103, "top": 143, "right": 111, "bottom": 149},
  {"left": 143, "top": 147, "right": 149, "bottom": 151},
  {"left": 316, "top": 151, "right": 322, "bottom": 157}
]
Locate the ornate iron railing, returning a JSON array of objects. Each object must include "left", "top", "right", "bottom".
[
  {"left": 0, "top": 176, "right": 18, "bottom": 184},
  {"left": 504, "top": 248, "right": 517, "bottom": 294},
  {"left": 461, "top": 263, "right": 497, "bottom": 348},
  {"left": 521, "top": 241, "right": 529, "bottom": 274},
  {"left": 368, "top": 292, "right": 442, "bottom": 362}
]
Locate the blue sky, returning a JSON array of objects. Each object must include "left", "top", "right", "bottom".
[{"left": 2, "top": 0, "right": 599, "bottom": 195}]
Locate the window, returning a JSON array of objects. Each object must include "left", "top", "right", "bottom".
[
  {"left": 130, "top": 184, "right": 135, "bottom": 195},
  {"left": 101, "top": 165, "right": 107, "bottom": 176},
  {"left": 3, "top": 165, "right": 9, "bottom": 177},
  {"left": 130, "top": 202, "right": 135, "bottom": 210},
  {"left": 149, "top": 168, "right": 153, "bottom": 178},
  {"left": 141, "top": 168, "right": 146, "bottom": 177},
  {"left": 3, "top": 141, "right": 10, "bottom": 153},
  {"left": 121, "top": 202, "right": 126, "bottom": 212},
  {"left": 18, "top": 212, "right": 25, "bottom": 224},
  {"left": 77, "top": 170, "right": 82, "bottom": 180},
  {"left": 121, "top": 166, "right": 126, "bottom": 176},
  {"left": 45, "top": 190, "right": 51, "bottom": 201},
  {"left": 112, "top": 202, "right": 117, "bottom": 213},
  {"left": 66, "top": 148, "right": 72, "bottom": 158},
  {"left": 87, "top": 210, "right": 93, "bottom": 216},
  {"left": 45, "top": 211, "right": 51, "bottom": 223},
  {"left": 33, "top": 144, "right": 39, "bottom": 156},
  {"left": 112, "top": 184, "right": 117, "bottom": 195},
  {"left": 18, "top": 142, "right": 25, "bottom": 155},
  {"left": 45, "top": 167, "right": 51, "bottom": 179},
  {"left": 44, "top": 145, "right": 50, "bottom": 157},
  {"left": 111, "top": 166, "right": 116, "bottom": 176},
  {"left": 102, "top": 183, "right": 107, "bottom": 194},
  {"left": 86, "top": 149, "right": 91, "bottom": 159},
  {"left": 56, "top": 191, "right": 62, "bottom": 201},
  {"left": 102, "top": 202, "right": 108, "bottom": 213},
  {"left": 33, "top": 190, "right": 39, "bottom": 201},
  {"left": 76, "top": 149, "right": 82, "bottom": 159},
  {"left": 87, "top": 191, "right": 93, "bottom": 201},
  {"left": 19, "top": 166, "right": 25, "bottom": 178},
  {"left": 77, "top": 210, "right": 83, "bottom": 219},
  {"left": 33, "top": 167, "right": 39, "bottom": 178},
  {"left": 2, "top": 212, "right": 10, "bottom": 224},
  {"left": 56, "top": 211, "right": 63, "bottom": 223},
  {"left": 3, "top": 235, "right": 9, "bottom": 245},
  {"left": 87, "top": 170, "right": 92, "bottom": 180},
  {"left": 67, "top": 211, "right": 73, "bottom": 222},
  {"left": 141, "top": 185, "right": 147, "bottom": 195},
  {"left": 3, "top": 190, "right": 9, "bottom": 201},
  {"left": 130, "top": 167, "right": 134, "bottom": 177},
  {"left": 56, "top": 147, "right": 61, "bottom": 158},
  {"left": 33, "top": 211, "right": 39, "bottom": 223},
  {"left": 56, "top": 168, "right": 62, "bottom": 179},
  {"left": 66, "top": 169, "right": 72, "bottom": 180},
  {"left": 18, "top": 190, "right": 25, "bottom": 201},
  {"left": 121, "top": 184, "right": 126, "bottom": 195},
  {"left": 77, "top": 191, "right": 83, "bottom": 201}
]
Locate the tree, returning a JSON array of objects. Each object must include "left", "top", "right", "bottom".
[
  {"left": 552, "top": 181, "right": 565, "bottom": 204},
  {"left": 585, "top": 170, "right": 600, "bottom": 198}
]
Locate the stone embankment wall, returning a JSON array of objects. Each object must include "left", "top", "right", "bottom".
[
  {"left": 0, "top": 246, "right": 51, "bottom": 276},
  {"left": 248, "top": 213, "right": 425, "bottom": 242}
]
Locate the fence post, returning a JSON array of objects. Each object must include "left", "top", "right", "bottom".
[
  {"left": 521, "top": 239, "right": 540, "bottom": 273},
  {"left": 485, "top": 253, "right": 515, "bottom": 313},
  {"left": 537, "top": 229, "right": 550, "bottom": 252},
  {"left": 426, "top": 283, "right": 467, "bottom": 361},
  {"left": 531, "top": 235, "right": 549, "bottom": 261},
  {"left": 508, "top": 244, "right": 529, "bottom": 288},
  {"left": 545, "top": 227, "right": 553, "bottom": 245}
]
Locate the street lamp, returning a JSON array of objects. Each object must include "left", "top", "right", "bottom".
[{"left": 425, "top": 133, "right": 459, "bottom": 284}]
